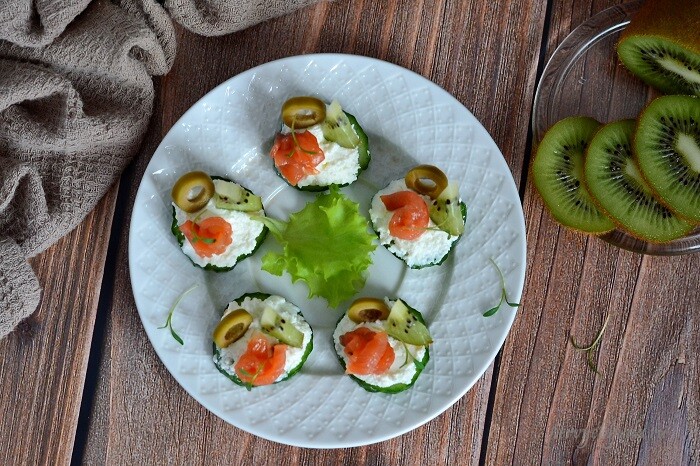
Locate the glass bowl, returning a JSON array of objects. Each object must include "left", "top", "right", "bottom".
[{"left": 531, "top": 0, "right": 700, "bottom": 255}]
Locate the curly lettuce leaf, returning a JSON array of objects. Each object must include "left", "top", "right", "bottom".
[{"left": 255, "top": 186, "right": 376, "bottom": 307}]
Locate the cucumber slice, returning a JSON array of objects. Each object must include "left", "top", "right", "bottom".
[
  {"left": 333, "top": 301, "right": 430, "bottom": 394},
  {"left": 260, "top": 306, "right": 304, "bottom": 348},
  {"left": 213, "top": 179, "right": 263, "bottom": 212},
  {"left": 346, "top": 112, "right": 370, "bottom": 170},
  {"left": 429, "top": 182, "right": 465, "bottom": 236},
  {"left": 170, "top": 176, "right": 268, "bottom": 272},
  {"left": 274, "top": 103, "right": 370, "bottom": 191},
  {"left": 213, "top": 292, "right": 313, "bottom": 388},
  {"left": 372, "top": 201, "right": 466, "bottom": 269}
]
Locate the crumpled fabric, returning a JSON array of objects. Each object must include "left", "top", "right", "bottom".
[{"left": 0, "top": 0, "right": 320, "bottom": 339}]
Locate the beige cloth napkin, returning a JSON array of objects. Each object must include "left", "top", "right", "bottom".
[{"left": 0, "top": 0, "right": 319, "bottom": 339}]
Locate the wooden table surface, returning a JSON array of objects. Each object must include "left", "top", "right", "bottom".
[{"left": 2, "top": 0, "right": 698, "bottom": 464}]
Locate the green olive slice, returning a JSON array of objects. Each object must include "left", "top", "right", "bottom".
[
  {"left": 348, "top": 297, "right": 391, "bottom": 323},
  {"left": 281, "top": 96, "right": 326, "bottom": 129},
  {"left": 213, "top": 309, "right": 253, "bottom": 348},
  {"left": 405, "top": 165, "right": 449, "bottom": 199},
  {"left": 172, "top": 171, "right": 215, "bottom": 213}
]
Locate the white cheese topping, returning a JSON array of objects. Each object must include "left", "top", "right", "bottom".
[
  {"left": 333, "top": 306, "right": 426, "bottom": 388},
  {"left": 173, "top": 185, "right": 265, "bottom": 268},
  {"left": 215, "top": 295, "right": 312, "bottom": 382},
  {"left": 369, "top": 179, "right": 461, "bottom": 267},
  {"left": 280, "top": 122, "right": 361, "bottom": 187}
]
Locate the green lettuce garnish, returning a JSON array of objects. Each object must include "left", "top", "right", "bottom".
[{"left": 254, "top": 186, "right": 376, "bottom": 307}]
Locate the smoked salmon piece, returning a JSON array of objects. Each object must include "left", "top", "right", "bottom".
[
  {"left": 270, "top": 131, "right": 324, "bottom": 186},
  {"left": 235, "top": 332, "right": 288, "bottom": 386},
  {"left": 340, "top": 327, "right": 395, "bottom": 375},
  {"left": 380, "top": 190, "right": 429, "bottom": 240},
  {"left": 179, "top": 216, "right": 233, "bottom": 258}
]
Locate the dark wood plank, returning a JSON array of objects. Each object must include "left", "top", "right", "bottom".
[
  {"left": 82, "top": 0, "right": 546, "bottom": 463},
  {"left": 0, "top": 185, "right": 118, "bottom": 465},
  {"left": 485, "top": 0, "right": 700, "bottom": 464}
]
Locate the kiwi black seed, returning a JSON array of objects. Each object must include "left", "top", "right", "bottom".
[
  {"left": 585, "top": 119, "right": 694, "bottom": 243},
  {"left": 532, "top": 116, "right": 615, "bottom": 234},
  {"left": 617, "top": 0, "right": 700, "bottom": 97},
  {"left": 634, "top": 95, "right": 700, "bottom": 223}
]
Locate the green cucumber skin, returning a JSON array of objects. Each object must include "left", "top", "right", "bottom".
[
  {"left": 170, "top": 178, "right": 268, "bottom": 272},
  {"left": 274, "top": 111, "right": 370, "bottom": 191},
  {"left": 213, "top": 292, "right": 314, "bottom": 388},
  {"left": 346, "top": 111, "right": 370, "bottom": 170},
  {"left": 378, "top": 201, "right": 467, "bottom": 269},
  {"left": 334, "top": 301, "right": 430, "bottom": 394}
]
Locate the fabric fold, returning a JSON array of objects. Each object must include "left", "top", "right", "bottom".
[
  {"left": 0, "top": 238, "right": 41, "bottom": 339},
  {"left": 163, "top": 0, "right": 321, "bottom": 37}
]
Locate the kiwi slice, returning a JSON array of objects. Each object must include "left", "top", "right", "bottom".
[
  {"left": 213, "top": 179, "right": 263, "bottom": 212},
  {"left": 634, "top": 95, "right": 700, "bottom": 223},
  {"left": 617, "top": 0, "right": 700, "bottom": 97},
  {"left": 385, "top": 300, "right": 432, "bottom": 346},
  {"left": 429, "top": 182, "right": 465, "bottom": 236},
  {"left": 322, "top": 100, "right": 361, "bottom": 148},
  {"left": 585, "top": 119, "right": 694, "bottom": 242},
  {"left": 260, "top": 306, "right": 304, "bottom": 348},
  {"left": 532, "top": 116, "right": 616, "bottom": 234}
]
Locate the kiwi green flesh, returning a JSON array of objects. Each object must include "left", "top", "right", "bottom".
[
  {"left": 585, "top": 120, "right": 694, "bottom": 242},
  {"left": 533, "top": 116, "right": 616, "bottom": 233},
  {"left": 635, "top": 95, "right": 700, "bottom": 223},
  {"left": 618, "top": 36, "right": 700, "bottom": 97}
]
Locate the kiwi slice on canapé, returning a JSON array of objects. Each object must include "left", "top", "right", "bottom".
[
  {"left": 634, "top": 95, "right": 700, "bottom": 223},
  {"left": 617, "top": 0, "right": 700, "bottom": 96},
  {"left": 532, "top": 116, "right": 616, "bottom": 234},
  {"left": 584, "top": 119, "right": 694, "bottom": 242}
]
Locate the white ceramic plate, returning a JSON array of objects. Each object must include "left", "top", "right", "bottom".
[{"left": 129, "top": 54, "right": 526, "bottom": 448}]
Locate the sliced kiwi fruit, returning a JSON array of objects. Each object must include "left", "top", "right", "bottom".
[
  {"left": 617, "top": 0, "right": 700, "bottom": 97},
  {"left": 532, "top": 116, "right": 616, "bottom": 234},
  {"left": 212, "top": 179, "right": 263, "bottom": 212},
  {"left": 260, "top": 306, "right": 304, "bottom": 348},
  {"left": 322, "top": 100, "right": 361, "bottom": 148},
  {"left": 385, "top": 299, "right": 432, "bottom": 346},
  {"left": 634, "top": 95, "right": 700, "bottom": 223},
  {"left": 429, "top": 182, "right": 465, "bottom": 236},
  {"left": 585, "top": 119, "right": 694, "bottom": 242}
]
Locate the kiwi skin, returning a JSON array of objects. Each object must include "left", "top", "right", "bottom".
[
  {"left": 617, "top": 0, "right": 700, "bottom": 96},
  {"left": 583, "top": 119, "right": 695, "bottom": 243},
  {"left": 634, "top": 95, "right": 700, "bottom": 224}
]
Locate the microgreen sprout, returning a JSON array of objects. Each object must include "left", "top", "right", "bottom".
[
  {"left": 570, "top": 314, "right": 610, "bottom": 375},
  {"left": 483, "top": 259, "right": 520, "bottom": 317},
  {"left": 286, "top": 117, "right": 321, "bottom": 157},
  {"left": 238, "top": 363, "right": 265, "bottom": 391},
  {"left": 399, "top": 342, "right": 426, "bottom": 370},
  {"left": 158, "top": 283, "right": 198, "bottom": 345}
]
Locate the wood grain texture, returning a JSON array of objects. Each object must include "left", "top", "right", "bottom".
[
  {"left": 81, "top": 0, "right": 546, "bottom": 463},
  {"left": 0, "top": 185, "right": 118, "bottom": 465},
  {"left": 484, "top": 1, "right": 700, "bottom": 464}
]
